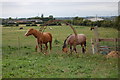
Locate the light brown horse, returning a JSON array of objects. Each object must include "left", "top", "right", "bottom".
[
  {"left": 25, "top": 28, "right": 52, "bottom": 53},
  {"left": 62, "top": 34, "right": 86, "bottom": 53}
]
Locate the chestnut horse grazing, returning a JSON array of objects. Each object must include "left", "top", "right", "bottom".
[
  {"left": 62, "top": 34, "right": 86, "bottom": 53},
  {"left": 25, "top": 28, "right": 52, "bottom": 53}
]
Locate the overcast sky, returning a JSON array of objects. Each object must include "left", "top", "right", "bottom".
[{"left": 1, "top": 1, "right": 119, "bottom": 18}]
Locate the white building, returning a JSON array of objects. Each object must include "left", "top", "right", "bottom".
[{"left": 87, "top": 17, "right": 104, "bottom": 22}]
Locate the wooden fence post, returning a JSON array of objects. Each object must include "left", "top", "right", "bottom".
[
  {"left": 91, "top": 38, "right": 95, "bottom": 54},
  {"left": 93, "top": 26, "right": 99, "bottom": 53},
  {"left": 115, "top": 38, "right": 118, "bottom": 51}
]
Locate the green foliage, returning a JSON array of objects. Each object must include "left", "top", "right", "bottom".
[
  {"left": 8, "top": 17, "right": 12, "bottom": 20},
  {"left": 2, "top": 16, "right": 119, "bottom": 30},
  {"left": 73, "top": 17, "right": 84, "bottom": 26},
  {"left": 66, "top": 16, "right": 119, "bottom": 30},
  {"left": 114, "top": 16, "right": 120, "bottom": 31},
  {"left": 49, "top": 15, "right": 53, "bottom": 19},
  {"left": 31, "top": 24, "right": 37, "bottom": 26},
  {"left": 26, "top": 24, "right": 31, "bottom": 26},
  {"left": 16, "top": 23, "right": 19, "bottom": 26}
]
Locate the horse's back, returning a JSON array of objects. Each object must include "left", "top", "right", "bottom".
[
  {"left": 77, "top": 34, "right": 86, "bottom": 43},
  {"left": 67, "top": 34, "right": 86, "bottom": 44},
  {"left": 68, "top": 34, "right": 86, "bottom": 40},
  {"left": 46, "top": 32, "right": 52, "bottom": 40},
  {"left": 43, "top": 32, "right": 52, "bottom": 42},
  {"left": 78, "top": 34, "right": 86, "bottom": 39}
]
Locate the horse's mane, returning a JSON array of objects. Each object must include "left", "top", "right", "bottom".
[{"left": 62, "top": 34, "right": 72, "bottom": 48}]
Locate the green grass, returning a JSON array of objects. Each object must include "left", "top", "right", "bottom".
[{"left": 2, "top": 26, "right": 118, "bottom": 78}]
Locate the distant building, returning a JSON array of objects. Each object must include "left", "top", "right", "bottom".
[
  {"left": 55, "top": 17, "right": 73, "bottom": 20},
  {"left": 87, "top": 17, "right": 104, "bottom": 22},
  {"left": 16, "top": 19, "right": 43, "bottom": 23}
]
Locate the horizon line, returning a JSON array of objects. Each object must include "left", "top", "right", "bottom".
[{"left": 0, "top": 15, "right": 118, "bottom": 19}]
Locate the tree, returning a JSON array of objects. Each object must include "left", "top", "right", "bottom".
[
  {"left": 73, "top": 17, "right": 84, "bottom": 25},
  {"left": 49, "top": 15, "right": 53, "bottom": 19},
  {"left": 9, "top": 17, "right": 12, "bottom": 20},
  {"left": 41, "top": 14, "right": 44, "bottom": 18}
]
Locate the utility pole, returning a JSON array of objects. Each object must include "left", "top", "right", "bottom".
[
  {"left": 38, "top": 13, "right": 39, "bottom": 17},
  {"left": 118, "top": 1, "right": 120, "bottom": 16},
  {"left": 96, "top": 14, "right": 98, "bottom": 21}
]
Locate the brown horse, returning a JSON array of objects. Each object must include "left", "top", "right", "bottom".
[
  {"left": 62, "top": 34, "right": 86, "bottom": 53},
  {"left": 25, "top": 28, "right": 52, "bottom": 53}
]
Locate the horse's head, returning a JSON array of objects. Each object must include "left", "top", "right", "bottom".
[
  {"left": 62, "top": 47, "right": 68, "bottom": 53},
  {"left": 62, "top": 45, "right": 68, "bottom": 53},
  {"left": 25, "top": 28, "right": 34, "bottom": 36}
]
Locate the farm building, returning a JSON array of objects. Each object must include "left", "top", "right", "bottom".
[
  {"left": 16, "top": 19, "right": 43, "bottom": 23},
  {"left": 87, "top": 17, "right": 104, "bottom": 22}
]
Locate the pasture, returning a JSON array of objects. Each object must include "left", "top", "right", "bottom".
[{"left": 2, "top": 26, "right": 118, "bottom": 78}]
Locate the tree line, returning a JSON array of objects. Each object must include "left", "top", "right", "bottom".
[
  {"left": 2, "top": 15, "right": 120, "bottom": 31},
  {"left": 64, "top": 16, "right": 120, "bottom": 31}
]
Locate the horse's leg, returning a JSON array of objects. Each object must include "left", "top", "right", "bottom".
[
  {"left": 40, "top": 44, "right": 43, "bottom": 52},
  {"left": 38, "top": 44, "right": 43, "bottom": 52},
  {"left": 43, "top": 43, "right": 48, "bottom": 54},
  {"left": 82, "top": 47, "right": 85, "bottom": 53},
  {"left": 81, "top": 44, "right": 85, "bottom": 53},
  {"left": 49, "top": 41, "right": 52, "bottom": 50},
  {"left": 70, "top": 45, "right": 73, "bottom": 54},
  {"left": 35, "top": 40, "right": 38, "bottom": 52},
  {"left": 73, "top": 45, "right": 77, "bottom": 53},
  {"left": 45, "top": 43, "right": 48, "bottom": 50},
  {"left": 35, "top": 45, "right": 38, "bottom": 52},
  {"left": 84, "top": 41, "right": 86, "bottom": 52}
]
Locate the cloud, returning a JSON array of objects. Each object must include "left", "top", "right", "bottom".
[
  {"left": 1, "top": 2, "right": 118, "bottom": 18},
  {"left": 0, "top": 0, "right": 119, "bottom": 2}
]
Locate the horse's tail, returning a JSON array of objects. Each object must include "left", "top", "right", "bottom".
[
  {"left": 49, "top": 41, "right": 52, "bottom": 50},
  {"left": 84, "top": 41, "right": 86, "bottom": 47},
  {"left": 48, "top": 33, "right": 52, "bottom": 50},
  {"left": 62, "top": 34, "right": 72, "bottom": 48},
  {"left": 47, "top": 33, "right": 52, "bottom": 40}
]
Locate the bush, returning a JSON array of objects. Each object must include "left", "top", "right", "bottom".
[
  {"left": 16, "top": 23, "right": 19, "bottom": 26},
  {"left": 114, "top": 16, "right": 120, "bottom": 31},
  {"left": 31, "top": 24, "right": 37, "bottom": 26},
  {"left": 26, "top": 24, "right": 30, "bottom": 26},
  {"left": 39, "top": 24, "right": 44, "bottom": 26},
  {"left": 3, "top": 24, "right": 14, "bottom": 27}
]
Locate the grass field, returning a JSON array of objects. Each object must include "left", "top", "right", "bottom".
[{"left": 2, "top": 26, "right": 118, "bottom": 78}]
